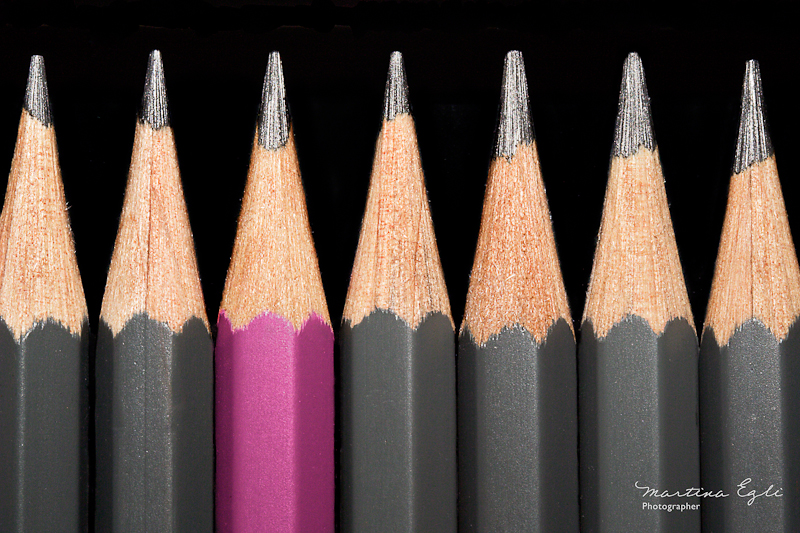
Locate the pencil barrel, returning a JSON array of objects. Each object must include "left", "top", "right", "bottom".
[
  {"left": 95, "top": 315, "right": 213, "bottom": 532},
  {"left": 579, "top": 316, "right": 700, "bottom": 532},
  {"left": 700, "top": 320, "right": 800, "bottom": 532},
  {"left": 0, "top": 320, "right": 89, "bottom": 533},
  {"left": 340, "top": 310, "right": 457, "bottom": 533},
  {"left": 458, "top": 319, "right": 578, "bottom": 532},
  {"left": 215, "top": 312, "right": 335, "bottom": 532}
]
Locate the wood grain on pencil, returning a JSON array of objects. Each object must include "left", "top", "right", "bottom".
[
  {"left": 219, "top": 122, "right": 329, "bottom": 329},
  {"left": 461, "top": 53, "right": 570, "bottom": 344},
  {"left": 583, "top": 57, "right": 692, "bottom": 338},
  {"left": 341, "top": 65, "right": 450, "bottom": 328},
  {"left": 461, "top": 138, "right": 569, "bottom": 344},
  {"left": 220, "top": 53, "right": 330, "bottom": 329},
  {"left": 0, "top": 55, "right": 89, "bottom": 533},
  {"left": 101, "top": 56, "right": 207, "bottom": 334},
  {"left": 0, "top": 58, "right": 86, "bottom": 339},
  {"left": 704, "top": 67, "right": 800, "bottom": 345}
]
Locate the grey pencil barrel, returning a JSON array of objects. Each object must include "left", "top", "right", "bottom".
[
  {"left": 0, "top": 320, "right": 89, "bottom": 533},
  {"left": 458, "top": 319, "right": 578, "bottom": 532},
  {"left": 340, "top": 310, "right": 457, "bottom": 532},
  {"left": 95, "top": 315, "right": 214, "bottom": 532},
  {"left": 579, "top": 317, "right": 700, "bottom": 531},
  {"left": 700, "top": 321, "right": 800, "bottom": 532}
]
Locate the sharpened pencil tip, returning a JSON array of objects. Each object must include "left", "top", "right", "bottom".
[
  {"left": 141, "top": 50, "right": 169, "bottom": 129},
  {"left": 494, "top": 50, "right": 534, "bottom": 159},
  {"left": 612, "top": 52, "right": 655, "bottom": 158},
  {"left": 733, "top": 60, "right": 773, "bottom": 174},
  {"left": 383, "top": 51, "right": 410, "bottom": 121},
  {"left": 24, "top": 55, "right": 52, "bottom": 127},
  {"left": 258, "top": 51, "right": 290, "bottom": 150}
]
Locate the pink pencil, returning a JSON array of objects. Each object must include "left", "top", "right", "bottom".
[{"left": 215, "top": 51, "right": 334, "bottom": 533}]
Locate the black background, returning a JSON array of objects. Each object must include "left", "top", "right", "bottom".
[{"left": 1, "top": 0, "right": 798, "bottom": 337}]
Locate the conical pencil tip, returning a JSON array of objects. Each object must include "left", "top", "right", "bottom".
[
  {"left": 733, "top": 59, "right": 773, "bottom": 174},
  {"left": 494, "top": 50, "right": 534, "bottom": 159},
  {"left": 141, "top": 50, "right": 169, "bottom": 129},
  {"left": 383, "top": 51, "right": 410, "bottom": 121},
  {"left": 612, "top": 52, "right": 655, "bottom": 158},
  {"left": 258, "top": 51, "right": 290, "bottom": 150},
  {"left": 24, "top": 55, "right": 53, "bottom": 126}
]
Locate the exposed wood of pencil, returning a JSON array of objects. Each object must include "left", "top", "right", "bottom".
[
  {"left": 704, "top": 64, "right": 800, "bottom": 345},
  {"left": 101, "top": 115, "right": 207, "bottom": 335},
  {"left": 0, "top": 102, "right": 86, "bottom": 339},
  {"left": 462, "top": 140, "right": 570, "bottom": 344},
  {"left": 342, "top": 112, "right": 452, "bottom": 329},
  {"left": 221, "top": 132, "right": 329, "bottom": 329},
  {"left": 582, "top": 149, "right": 692, "bottom": 337}
]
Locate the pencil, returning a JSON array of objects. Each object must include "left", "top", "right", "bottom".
[
  {"left": 458, "top": 50, "right": 578, "bottom": 533},
  {"left": 0, "top": 55, "right": 89, "bottom": 533},
  {"left": 95, "top": 50, "right": 214, "bottom": 532},
  {"left": 340, "top": 51, "right": 457, "bottom": 533},
  {"left": 579, "top": 52, "right": 700, "bottom": 532},
  {"left": 700, "top": 60, "right": 800, "bottom": 532},
  {"left": 215, "top": 51, "right": 335, "bottom": 533}
]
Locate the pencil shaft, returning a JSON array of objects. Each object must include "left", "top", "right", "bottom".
[
  {"left": 0, "top": 320, "right": 89, "bottom": 532},
  {"left": 458, "top": 319, "right": 577, "bottom": 532},
  {"left": 579, "top": 317, "right": 699, "bottom": 532},
  {"left": 0, "top": 56, "right": 88, "bottom": 532},
  {"left": 215, "top": 312, "right": 334, "bottom": 532},
  {"left": 700, "top": 320, "right": 800, "bottom": 531},
  {"left": 700, "top": 61, "right": 799, "bottom": 531},
  {"left": 340, "top": 310, "right": 456, "bottom": 532},
  {"left": 95, "top": 315, "right": 213, "bottom": 532}
]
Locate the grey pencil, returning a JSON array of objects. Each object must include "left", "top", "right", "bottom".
[
  {"left": 340, "top": 51, "right": 457, "bottom": 533},
  {"left": 579, "top": 52, "right": 700, "bottom": 532},
  {"left": 700, "top": 59, "right": 800, "bottom": 533},
  {"left": 0, "top": 55, "right": 90, "bottom": 533},
  {"left": 458, "top": 50, "right": 578, "bottom": 533},
  {"left": 94, "top": 50, "right": 214, "bottom": 532}
]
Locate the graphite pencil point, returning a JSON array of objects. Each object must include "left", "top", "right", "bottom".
[
  {"left": 258, "top": 51, "right": 290, "bottom": 150},
  {"left": 733, "top": 60, "right": 773, "bottom": 174},
  {"left": 383, "top": 51, "right": 410, "bottom": 121},
  {"left": 494, "top": 50, "right": 534, "bottom": 159},
  {"left": 612, "top": 52, "right": 655, "bottom": 158},
  {"left": 141, "top": 50, "right": 169, "bottom": 129},
  {"left": 24, "top": 55, "right": 53, "bottom": 126}
]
